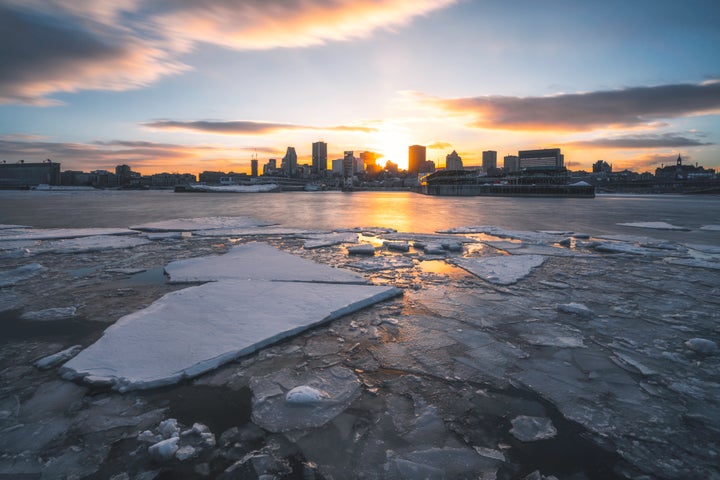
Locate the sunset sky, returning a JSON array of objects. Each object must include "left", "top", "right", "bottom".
[{"left": 1, "top": 0, "right": 720, "bottom": 175}]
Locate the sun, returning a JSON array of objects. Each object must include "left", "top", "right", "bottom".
[{"left": 372, "top": 127, "right": 411, "bottom": 171}]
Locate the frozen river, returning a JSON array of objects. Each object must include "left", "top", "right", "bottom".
[
  {"left": 0, "top": 190, "right": 719, "bottom": 479},
  {"left": 1, "top": 189, "right": 720, "bottom": 244}
]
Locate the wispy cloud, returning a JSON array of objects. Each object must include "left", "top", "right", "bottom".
[
  {"left": 143, "top": 120, "right": 377, "bottom": 134},
  {"left": 564, "top": 132, "right": 714, "bottom": 149},
  {"left": 427, "top": 141, "right": 453, "bottom": 150},
  {"left": 0, "top": 0, "right": 456, "bottom": 105},
  {"left": 0, "top": 138, "right": 261, "bottom": 173},
  {"left": 414, "top": 80, "right": 720, "bottom": 131}
]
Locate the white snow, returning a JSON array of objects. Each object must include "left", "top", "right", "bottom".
[
  {"left": 0, "top": 228, "right": 138, "bottom": 242},
  {"left": 130, "top": 216, "right": 273, "bottom": 232},
  {"left": 165, "top": 242, "right": 366, "bottom": 284},
  {"left": 0, "top": 263, "right": 46, "bottom": 287},
  {"left": 451, "top": 255, "right": 545, "bottom": 285},
  {"left": 21, "top": 306, "right": 77, "bottom": 321},
  {"left": 61, "top": 279, "right": 401, "bottom": 391},
  {"left": 183, "top": 183, "right": 279, "bottom": 193},
  {"left": 304, "top": 232, "right": 358, "bottom": 249},
  {"left": 617, "top": 221, "right": 691, "bottom": 231}
]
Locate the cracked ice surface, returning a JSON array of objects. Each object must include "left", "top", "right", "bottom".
[
  {"left": 129, "top": 216, "right": 273, "bottom": 232},
  {"left": 0, "top": 227, "right": 139, "bottom": 241}
]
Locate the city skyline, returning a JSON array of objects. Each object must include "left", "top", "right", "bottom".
[{"left": 1, "top": 1, "right": 720, "bottom": 175}]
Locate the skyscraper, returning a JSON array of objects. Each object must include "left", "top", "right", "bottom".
[
  {"left": 250, "top": 158, "right": 258, "bottom": 177},
  {"left": 282, "top": 147, "right": 297, "bottom": 176},
  {"left": 312, "top": 141, "right": 327, "bottom": 174},
  {"left": 482, "top": 150, "right": 497, "bottom": 171},
  {"left": 408, "top": 145, "right": 426, "bottom": 174}
]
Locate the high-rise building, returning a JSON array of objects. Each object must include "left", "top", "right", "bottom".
[
  {"left": 482, "top": 150, "right": 497, "bottom": 171},
  {"left": 445, "top": 151, "right": 463, "bottom": 171},
  {"left": 518, "top": 148, "right": 564, "bottom": 171},
  {"left": 503, "top": 155, "right": 519, "bottom": 173},
  {"left": 282, "top": 147, "right": 298, "bottom": 176},
  {"left": 343, "top": 151, "right": 355, "bottom": 178},
  {"left": 312, "top": 141, "right": 327, "bottom": 174},
  {"left": 250, "top": 158, "right": 258, "bottom": 177},
  {"left": 408, "top": 145, "right": 426, "bottom": 174}
]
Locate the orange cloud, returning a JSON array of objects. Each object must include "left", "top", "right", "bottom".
[
  {"left": 143, "top": 120, "right": 376, "bottom": 135},
  {"left": 0, "top": 1, "right": 456, "bottom": 104},
  {"left": 413, "top": 80, "right": 720, "bottom": 132}
]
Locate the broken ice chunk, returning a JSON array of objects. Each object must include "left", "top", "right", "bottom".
[
  {"left": 0, "top": 263, "right": 45, "bottom": 287},
  {"left": 21, "top": 306, "right": 77, "bottom": 321},
  {"left": 384, "top": 241, "right": 410, "bottom": 252},
  {"left": 557, "top": 302, "right": 593, "bottom": 318},
  {"left": 452, "top": 255, "right": 545, "bottom": 285},
  {"left": 148, "top": 437, "right": 179, "bottom": 462},
  {"left": 285, "top": 386, "right": 330, "bottom": 405},
  {"left": 509, "top": 416, "right": 557, "bottom": 442},
  {"left": 35, "top": 345, "right": 82, "bottom": 370},
  {"left": 346, "top": 244, "right": 376, "bottom": 255},
  {"left": 304, "top": 232, "right": 358, "bottom": 249},
  {"left": 684, "top": 338, "right": 718, "bottom": 355}
]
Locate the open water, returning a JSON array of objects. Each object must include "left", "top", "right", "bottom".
[{"left": 1, "top": 190, "right": 719, "bottom": 244}]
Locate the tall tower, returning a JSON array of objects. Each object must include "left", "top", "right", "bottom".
[
  {"left": 408, "top": 145, "right": 426, "bottom": 174},
  {"left": 312, "top": 141, "right": 328, "bottom": 174},
  {"left": 445, "top": 151, "right": 463, "bottom": 171},
  {"left": 482, "top": 150, "right": 497, "bottom": 171},
  {"left": 282, "top": 147, "right": 297, "bottom": 176},
  {"left": 250, "top": 157, "right": 258, "bottom": 177}
]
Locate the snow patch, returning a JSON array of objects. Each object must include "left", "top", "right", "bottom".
[
  {"left": 35, "top": 345, "right": 82, "bottom": 370},
  {"left": 617, "top": 221, "right": 690, "bottom": 231}
]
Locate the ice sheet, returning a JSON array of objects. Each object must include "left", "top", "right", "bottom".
[
  {"left": 451, "top": 255, "right": 545, "bottom": 285},
  {"left": 0, "top": 263, "right": 46, "bottom": 287},
  {"left": 0, "top": 228, "right": 138, "bottom": 242},
  {"left": 165, "top": 242, "right": 366, "bottom": 284},
  {"left": 34, "top": 235, "right": 151, "bottom": 254},
  {"left": 129, "top": 216, "right": 273, "bottom": 232},
  {"left": 303, "top": 232, "right": 358, "bottom": 249},
  {"left": 61, "top": 280, "right": 401, "bottom": 391},
  {"left": 617, "top": 221, "right": 691, "bottom": 231}
]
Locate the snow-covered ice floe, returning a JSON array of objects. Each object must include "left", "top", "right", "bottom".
[
  {"left": 0, "top": 228, "right": 139, "bottom": 242},
  {"left": 303, "top": 232, "right": 358, "bottom": 249},
  {"left": 451, "top": 255, "right": 545, "bottom": 285},
  {"left": 61, "top": 243, "right": 401, "bottom": 391},
  {"left": 129, "top": 216, "right": 274, "bottom": 232},
  {"left": 617, "top": 221, "right": 691, "bottom": 231},
  {"left": 165, "top": 242, "right": 366, "bottom": 284},
  {"left": 346, "top": 256, "right": 416, "bottom": 271}
]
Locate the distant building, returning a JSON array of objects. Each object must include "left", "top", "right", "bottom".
[
  {"left": 655, "top": 155, "right": 715, "bottom": 179},
  {"left": 482, "top": 150, "right": 497, "bottom": 171},
  {"left": 251, "top": 158, "right": 258, "bottom": 177},
  {"left": 343, "top": 151, "right": 356, "bottom": 178},
  {"left": 592, "top": 160, "right": 612, "bottom": 174},
  {"left": 503, "top": 155, "right": 519, "bottom": 173},
  {"left": 421, "top": 160, "right": 436, "bottom": 173},
  {"left": 408, "top": 145, "right": 426, "bottom": 174},
  {"left": 281, "top": 147, "right": 298, "bottom": 176},
  {"left": 199, "top": 171, "right": 225, "bottom": 184},
  {"left": 263, "top": 159, "right": 278, "bottom": 175},
  {"left": 0, "top": 160, "right": 60, "bottom": 187},
  {"left": 312, "top": 141, "right": 328, "bottom": 174},
  {"left": 445, "top": 151, "right": 463, "bottom": 171},
  {"left": 518, "top": 148, "right": 564, "bottom": 171},
  {"left": 331, "top": 158, "right": 344, "bottom": 176}
]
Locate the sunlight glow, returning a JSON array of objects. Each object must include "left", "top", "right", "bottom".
[{"left": 371, "top": 126, "right": 412, "bottom": 170}]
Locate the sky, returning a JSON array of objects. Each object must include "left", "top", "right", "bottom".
[{"left": 1, "top": 0, "right": 720, "bottom": 175}]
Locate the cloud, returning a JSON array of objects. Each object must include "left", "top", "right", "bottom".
[
  {"left": 0, "top": 0, "right": 456, "bottom": 104},
  {"left": 415, "top": 79, "right": 720, "bottom": 131},
  {"left": 0, "top": 5, "right": 187, "bottom": 105},
  {"left": 565, "top": 133, "right": 714, "bottom": 149},
  {"left": 427, "top": 142, "right": 453, "bottom": 150},
  {"left": 143, "top": 120, "right": 376, "bottom": 134},
  {"left": 0, "top": 138, "right": 259, "bottom": 174},
  {"left": 612, "top": 153, "right": 692, "bottom": 172}
]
